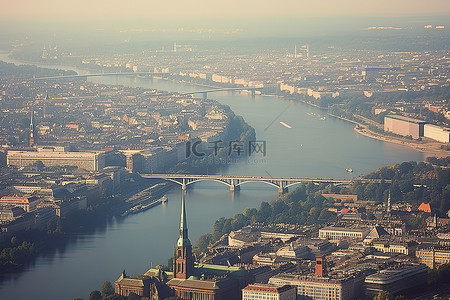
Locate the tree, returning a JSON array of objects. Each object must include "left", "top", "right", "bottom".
[
  {"left": 89, "top": 290, "right": 102, "bottom": 300},
  {"left": 195, "top": 233, "right": 212, "bottom": 252},
  {"left": 127, "top": 293, "right": 140, "bottom": 300},
  {"left": 105, "top": 295, "right": 125, "bottom": 300},
  {"left": 101, "top": 281, "right": 114, "bottom": 299},
  {"left": 373, "top": 290, "right": 391, "bottom": 300},
  {"left": 257, "top": 202, "right": 272, "bottom": 222},
  {"left": 167, "top": 257, "right": 174, "bottom": 271}
]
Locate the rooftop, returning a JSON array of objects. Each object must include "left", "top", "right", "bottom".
[{"left": 385, "top": 114, "right": 427, "bottom": 124}]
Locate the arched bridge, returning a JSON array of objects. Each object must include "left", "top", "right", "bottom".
[
  {"left": 32, "top": 72, "right": 169, "bottom": 81},
  {"left": 154, "top": 87, "right": 263, "bottom": 99},
  {"left": 139, "top": 174, "right": 389, "bottom": 194}
]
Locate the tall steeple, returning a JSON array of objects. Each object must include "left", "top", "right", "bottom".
[
  {"left": 387, "top": 190, "right": 391, "bottom": 215},
  {"left": 29, "top": 109, "right": 35, "bottom": 147},
  {"left": 174, "top": 191, "right": 194, "bottom": 279},
  {"left": 177, "top": 191, "right": 191, "bottom": 247}
]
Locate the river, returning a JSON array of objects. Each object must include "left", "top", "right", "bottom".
[{"left": 0, "top": 57, "right": 424, "bottom": 300}]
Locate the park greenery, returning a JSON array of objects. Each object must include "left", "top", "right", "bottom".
[
  {"left": 299, "top": 85, "right": 450, "bottom": 127},
  {"left": 0, "top": 60, "right": 76, "bottom": 78}
]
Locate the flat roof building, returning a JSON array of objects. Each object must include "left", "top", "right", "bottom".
[
  {"left": 384, "top": 115, "right": 427, "bottom": 139},
  {"left": 416, "top": 247, "right": 450, "bottom": 269},
  {"left": 364, "top": 264, "right": 428, "bottom": 297},
  {"left": 269, "top": 272, "right": 365, "bottom": 300},
  {"left": 319, "top": 226, "right": 370, "bottom": 241},
  {"left": 7, "top": 149, "right": 106, "bottom": 172},
  {"left": 372, "top": 240, "right": 414, "bottom": 255},
  {"left": 423, "top": 124, "right": 450, "bottom": 143},
  {"left": 242, "top": 283, "right": 296, "bottom": 300}
]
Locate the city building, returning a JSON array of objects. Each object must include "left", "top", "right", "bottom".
[
  {"left": 384, "top": 115, "right": 427, "bottom": 139},
  {"left": 319, "top": 226, "right": 370, "bottom": 240},
  {"left": 372, "top": 240, "right": 415, "bottom": 255},
  {"left": 364, "top": 264, "right": 428, "bottom": 297},
  {"left": 416, "top": 247, "right": 450, "bottom": 269},
  {"left": 0, "top": 205, "right": 25, "bottom": 224},
  {"left": 114, "top": 269, "right": 172, "bottom": 299},
  {"left": 423, "top": 124, "right": 450, "bottom": 143},
  {"left": 242, "top": 283, "right": 296, "bottom": 300},
  {"left": 7, "top": 148, "right": 106, "bottom": 171},
  {"left": 269, "top": 273, "right": 365, "bottom": 300},
  {"left": 114, "top": 270, "right": 151, "bottom": 298},
  {"left": 269, "top": 256, "right": 365, "bottom": 300},
  {"left": 0, "top": 196, "right": 41, "bottom": 212}
]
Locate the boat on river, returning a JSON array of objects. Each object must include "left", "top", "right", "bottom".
[
  {"left": 279, "top": 121, "right": 292, "bottom": 129},
  {"left": 120, "top": 195, "right": 168, "bottom": 217}
]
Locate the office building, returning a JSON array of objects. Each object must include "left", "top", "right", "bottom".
[
  {"left": 384, "top": 115, "right": 427, "bottom": 139},
  {"left": 269, "top": 273, "right": 365, "bottom": 300},
  {"left": 7, "top": 148, "right": 106, "bottom": 171},
  {"left": 319, "top": 226, "right": 370, "bottom": 240},
  {"left": 423, "top": 124, "right": 450, "bottom": 143},
  {"left": 364, "top": 264, "right": 427, "bottom": 297},
  {"left": 416, "top": 247, "right": 450, "bottom": 269},
  {"left": 242, "top": 284, "right": 296, "bottom": 300}
]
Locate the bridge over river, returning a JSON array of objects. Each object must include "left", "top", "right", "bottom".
[{"left": 140, "top": 173, "right": 389, "bottom": 193}]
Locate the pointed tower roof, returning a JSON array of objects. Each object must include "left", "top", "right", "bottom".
[
  {"left": 387, "top": 191, "right": 391, "bottom": 214},
  {"left": 29, "top": 109, "right": 35, "bottom": 147},
  {"left": 177, "top": 192, "right": 191, "bottom": 247}
]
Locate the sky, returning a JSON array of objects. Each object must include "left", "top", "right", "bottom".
[
  {"left": 1, "top": 0, "right": 450, "bottom": 21},
  {"left": 1, "top": 0, "right": 449, "bottom": 44}
]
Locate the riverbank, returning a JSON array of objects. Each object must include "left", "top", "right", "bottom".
[
  {"left": 4, "top": 53, "right": 444, "bottom": 161},
  {"left": 323, "top": 112, "right": 448, "bottom": 158},
  {"left": 353, "top": 123, "right": 449, "bottom": 158}
]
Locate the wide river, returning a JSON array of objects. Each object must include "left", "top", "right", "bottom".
[{"left": 0, "top": 58, "right": 424, "bottom": 300}]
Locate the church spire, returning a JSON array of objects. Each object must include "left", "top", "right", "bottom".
[
  {"left": 387, "top": 190, "right": 391, "bottom": 215},
  {"left": 174, "top": 191, "right": 194, "bottom": 279},
  {"left": 177, "top": 191, "right": 191, "bottom": 247},
  {"left": 29, "top": 109, "right": 35, "bottom": 147}
]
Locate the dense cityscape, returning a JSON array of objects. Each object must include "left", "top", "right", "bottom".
[{"left": 1, "top": 2, "right": 450, "bottom": 300}]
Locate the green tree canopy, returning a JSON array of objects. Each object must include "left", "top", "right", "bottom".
[
  {"left": 101, "top": 281, "right": 114, "bottom": 298},
  {"left": 89, "top": 290, "right": 102, "bottom": 300}
]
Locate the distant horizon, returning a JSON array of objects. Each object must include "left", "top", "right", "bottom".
[
  {"left": 2, "top": 0, "right": 450, "bottom": 21},
  {"left": 1, "top": 14, "right": 449, "bottom": 41}
]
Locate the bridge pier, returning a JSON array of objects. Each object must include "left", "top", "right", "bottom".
[
  {"left": 202, "top": 92, "right": 208, "bottom": 100},
  {"left": 230, "top": 184, "right": 240, "bottom": 192},
  {"left": 251, "top": 89, "right": 256, "bottom": 97},
  {"left": 278, "top": 186, "right": 288, "bottom": 194}
]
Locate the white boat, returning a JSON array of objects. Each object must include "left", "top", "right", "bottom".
[
  {"left": 346, "top": 168, "right": 353, "bottom": 173},
  {"left": 279, "top": 121, "right": 292, "bottom": 129}
]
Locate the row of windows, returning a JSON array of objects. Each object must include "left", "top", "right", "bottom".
[
  {"left": 242, "top": 295, "right": 278, "bottom": 300},
  {"left": 321, "top": 232, "right": 362, "bottom": 238}
]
